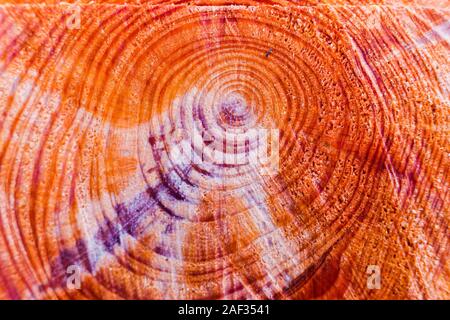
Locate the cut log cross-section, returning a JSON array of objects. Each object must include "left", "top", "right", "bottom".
[{"left": 0, "top": 1, "right": 448, "bottom": 299}]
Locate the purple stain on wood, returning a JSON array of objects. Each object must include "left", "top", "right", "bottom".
[{"left": 96, "top": 218, "right": 121, "bottom": 253}]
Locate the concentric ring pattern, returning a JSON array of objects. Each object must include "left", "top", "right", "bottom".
[{"left": 0, "top": 1, "right": 449, "bottom": 299}]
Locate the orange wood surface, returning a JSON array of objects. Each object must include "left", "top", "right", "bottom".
[{"left": 0, "top": 1, "right": 448, "bottom": 299}]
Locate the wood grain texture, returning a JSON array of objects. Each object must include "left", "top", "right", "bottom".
[{"left": 0, "top": 1, "right": 448, "bottom": 299}]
